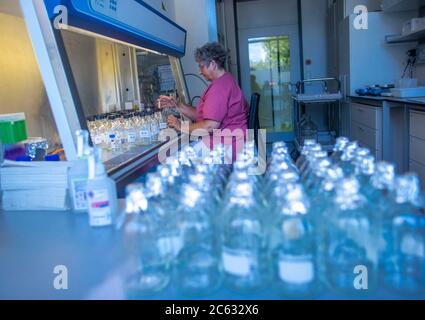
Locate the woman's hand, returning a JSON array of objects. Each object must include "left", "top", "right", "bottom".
[
  {"left": 167, "top": 115, "right": 181, "bottom": 131},
  {"left": 157, "top": 95, "right": 178, "bottom": 109}
]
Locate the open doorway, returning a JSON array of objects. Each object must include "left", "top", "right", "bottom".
[{"left": 236, "top": 0, "right": 301, "bottom": 143}]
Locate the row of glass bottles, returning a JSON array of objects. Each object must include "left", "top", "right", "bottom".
[
  {"left": 123, "top": 138, "right": 425, "bottom": 298},
  {"left": 292, "top": 138, "right": 425, "bottom": 295},
  {"left": 123, "top": 145, "right": 230, "bottom": 297},
  {"left": 87, "top": 110, "right": 169, "bottom": 153}
]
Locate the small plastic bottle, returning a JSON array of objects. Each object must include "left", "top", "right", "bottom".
[
  {"left": 68, "top": 130, "right": 90, "bottom": 213},
  {"left": 86, "top": 147, "right": 117, "bottom": 227}
]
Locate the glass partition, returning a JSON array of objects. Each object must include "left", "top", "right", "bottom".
[
  {"left": 248, "top": 36, "right": 292, "bottom": 133},
  {"left": 60, "top": 29, "right": 188, "bottom": 171}
]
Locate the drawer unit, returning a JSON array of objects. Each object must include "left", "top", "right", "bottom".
[
  {"left": 351, "top": 103, "right": 382, "bottom": 131},
  {"left": 351, "top": 120, "right": 382, "bottom": 152},
  {"left": 409, "top": 109, "right": 425, "bottom": 189},
  {"left": 410, "top": 136, "right": 425, "bottom": 166},
  {"left": 409, "top": 160, "right": 425, "bottom": 191},
  {"left": 410, "top": 110, "right": 425, "bottom": 140}
]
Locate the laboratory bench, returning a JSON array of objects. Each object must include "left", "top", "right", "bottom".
[
  {"left": 349, "top": 95, "right": 425, "bottom": 107},
  {"left": 348, "top": 96, "right": 425, "bottom": 188},
  {"left": 1, "top": 207, "right": 424, "bottom": 300}
]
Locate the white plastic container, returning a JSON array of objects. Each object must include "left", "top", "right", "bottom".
[
  {"left": 402, "top": 17, "right": 425, "bottom": 35},
  {"left": 86, "top": 147, "right": 117, "bottom": 227},
  {"left": 391, "top": 86, "right": 425, "bottom": 98}
]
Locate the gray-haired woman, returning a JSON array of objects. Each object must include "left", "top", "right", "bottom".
[{"left": 157, "top": 42, "right": 249, "bottom": 160}]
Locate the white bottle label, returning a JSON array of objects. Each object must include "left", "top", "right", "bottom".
[
  {"left": 93, "top": 135, "right": 103, "bottom": 145},
  {"left": 88, "top": 189, "right": 112, "bottom": 227},
  {"left": 140, "top": 130, "right": 150, "bottom": 138},
  {"left": 127, "top": 132, "right": 136, "bottom": 143},
  {"left": 222, "top": 248, "right": 253, "bottom": 277},
  {"left": 278, "top": 259, "right": 314, "bottom": 285},
  {"left": 157, "top": 236, "right": 183, "bottom": 258},
  {"left": 71, "top": 178, "right": 88, "bottom": 211}
]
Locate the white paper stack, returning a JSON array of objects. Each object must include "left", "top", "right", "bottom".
[{"left": 0, "top": 160, "right": 70, "bottom": 211}]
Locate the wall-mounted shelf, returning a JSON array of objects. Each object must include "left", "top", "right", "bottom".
[
  {"left": 386, "top": 28, "right": 425, "bottom": 43},
  {"left": 381, "top": 0, "right": 425, "bottom": 13}
]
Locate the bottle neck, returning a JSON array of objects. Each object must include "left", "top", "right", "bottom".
[
  {"left": 181, "top": 187, "right": 202, "bottom": 209},
  {"left": 279, "top": 185, "right": 310, "bottom": 216},
  {"left": 335, "top": 178, "right": 364, "bottom": 210},
  {"left": 88, "top": 154, "right": 105, "bottom": 179},
  {"left": 371, "top": 165, "right": 394, "bottom": 191}
]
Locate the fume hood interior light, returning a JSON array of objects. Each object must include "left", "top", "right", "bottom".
[{"left": 59, "top": 25, "right": 166, "bottom": 56}]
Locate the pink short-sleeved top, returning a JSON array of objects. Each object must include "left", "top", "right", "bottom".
[{"left": 196, "top": 72, "right": 249, "bottom": 132}]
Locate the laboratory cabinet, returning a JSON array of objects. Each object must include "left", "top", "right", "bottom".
[
  {"left": 410, "top": 109, "right": 425, "bottom": 187},
  {"left": 350, "top": 102, "right": 383, "bottom": 160}
]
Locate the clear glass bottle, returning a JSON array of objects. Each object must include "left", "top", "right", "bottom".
[
  {"left": 353, "top": 154, "right": 375, "bottom": 195},
  {"left": 124, "top": 185, "right": 171, "bottom": 297},
  {"left": 264, "top": 161, "right": 299, "bottom": 203},
  {"left": 338, "top": 141, "right": 359, "bottom": 176},
  {"left": 117, "top": 115, "right": 129, "bottom": 151},
  {"left": 139, "top": 118, "right": 152, "bottom": 145},
  {"left": 149, "top": 115, "right": 160, "bottom": 142},
  {"left": 295, "top": 139, "right": 316, "bottom": 171},
  {"left": 126, "top": 115, "right": 137, "bottom": 149},
  {"left": 299, "top": 144, "right": 322, "bottom": 180},
  {"left": 68, "top": 130, "right": 90, "bottom": 213},
  {"left": 271, "top": 184, "right": 319, "bottom": 297},
  {"left": 381, "top": 174, "right": 425, "bottom": 295},
  {"left": 157, "top": 111, "right": 168, "bottom": 131},
  {"left": 323, "top": 178, "right": 378, "bottom": 295},
  {"left": 220, "top": 183, "right": 270, "bottom": 292},
  {"left": 300, "top": 149, "right": 327, "bottom": 184},
  {"left": 363, "top": 162, "right": 396, "bottom": 211},
  {"left": 330, "top": 136, "right": 350, "bottom": 165},
  {"left": 299, "top": 115, "right": 318, "bottom": 145},
  {"left": 176, "top": 185, "right": 222, "bottom": 296},
  {"left": 303, "top": 157, "right": 332, "bottom": 198},
  {"left": 144, "top": 173, "right": 182, "bottom": 264},
  {"left": 311, "top": 165, "right": 344, "bottom": 286}
]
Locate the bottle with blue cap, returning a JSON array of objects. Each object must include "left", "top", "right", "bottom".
[
  {"left": 86, "top": 147, "right": 117, "bottom": 227},
  {"left": 68, "top": 130, "right": 90, "bottom": 213}
]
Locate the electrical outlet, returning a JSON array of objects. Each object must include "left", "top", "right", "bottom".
[{"left": 418, "top": 44, "right": 425, "bottom": 64}]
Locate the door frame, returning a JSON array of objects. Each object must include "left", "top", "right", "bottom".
[{"left": 238, "top": 24, "right": 301, "bottom": 142}]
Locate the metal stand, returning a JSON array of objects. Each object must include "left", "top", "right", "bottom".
[{"left": 292, "top": 77, "right": 342, "bottom": 152}]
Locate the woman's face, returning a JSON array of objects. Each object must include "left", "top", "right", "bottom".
[{"left": 198, "top": 60, "right": 215, "bottom": 82}]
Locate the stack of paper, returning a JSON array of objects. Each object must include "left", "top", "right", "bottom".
[{"left": 0, "top": 160, "right": 70, "bottom": 211}]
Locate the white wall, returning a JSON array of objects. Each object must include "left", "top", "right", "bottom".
[
  {"left": 348, "top": 11, "right": 417, "bottom": 95},
  {"left": 417, "top": 5, "right": 425, "bottom": 85},
  {"left": 344, "top": 0, "right": 383, "bottom": 16},
  {"left": 301, "top": 0, "right": 329, "bottom": 91},
  {"left": 0, "top": 11, "right": 61, "bottom": 148},
  {"left": 222, "top": 0, "right": 239, "bottom": 78},
  {"left": 237, "top": 0, "right": 299, "bottom": 29},
  {"left": 144, "top": 0, "right": 218, "bottom": 103},
  {"left": 173, "top": 0, "right": 218, "bottom": 103}
]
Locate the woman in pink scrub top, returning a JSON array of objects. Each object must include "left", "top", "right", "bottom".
[{"left": 157, "top": 42, "right": 249, "bottom": 161}]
